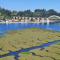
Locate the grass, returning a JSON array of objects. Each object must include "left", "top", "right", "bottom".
[
  {"left": 21, "top": 52, "right": 30, "bottom": 55},
  {"left": 0, "top": 56, "right": 14, "bottom": 60},
  {"left": 0, "top": 28, "right": 60, "bottom": 60},
  {"left": 29, "top": 44, "right": 60, "bottom": 60}
]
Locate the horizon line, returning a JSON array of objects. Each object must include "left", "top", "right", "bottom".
[{"left": 0, "top": 6, "right": 60, "bottom": 13}]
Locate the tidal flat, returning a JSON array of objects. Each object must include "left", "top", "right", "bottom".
[{"left": 0, "top": 28, "right": 60, "bottom": 60}]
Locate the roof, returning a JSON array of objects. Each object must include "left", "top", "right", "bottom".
[{"left": 48, "top": 15, "right": 60, "bottom": 20}]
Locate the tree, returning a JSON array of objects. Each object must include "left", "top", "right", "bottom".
[
  {"left": 11, "top": 11, "right": 17, "bottom": 16},
  {"left": 23, "top": 10, "right": 33, "bottom": 17},
  {"left": 34, "top": 9, "right": 46, "bottom": 17},
  {"left": 17, "top": 11, "right": 24, "bottom": 17},
  {"left": 0, "top": 7, "right": 60, "bottom": 20},
  {"left": 47, "top": 9, "right": 57, "bottom": 17},
  {"left": 0, "top": 7, "right": 12, "bottom": 19}
]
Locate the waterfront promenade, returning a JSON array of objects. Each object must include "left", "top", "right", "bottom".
[{"left": 0, "top": 15, "right": 60, "bottom": 24}]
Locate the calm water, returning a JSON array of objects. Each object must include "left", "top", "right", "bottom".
[{"left": 0, "top": 23, "right": 60, "bottom": 34}]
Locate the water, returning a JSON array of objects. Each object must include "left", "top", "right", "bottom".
[
  {"left": 0, "top": 23, "right": 60, "bottom": 59},
  {"left": 0, "top": 23, "right": 60, "bottom": 34}
]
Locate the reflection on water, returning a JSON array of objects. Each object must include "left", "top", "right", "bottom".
[{"left": 0, "top": 23, "right": 60, "bottom": 34}]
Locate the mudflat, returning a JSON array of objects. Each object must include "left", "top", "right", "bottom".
[{"left": 0, "top": 28, "right": 60, "bottom": 60}]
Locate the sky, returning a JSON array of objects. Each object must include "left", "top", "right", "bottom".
[{"left": 0, "top": 0, "right": 60, "bottom": 12}]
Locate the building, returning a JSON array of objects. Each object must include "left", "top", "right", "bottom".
[{"left": 48, "top": 15, "right": 60, "bottom": 20}]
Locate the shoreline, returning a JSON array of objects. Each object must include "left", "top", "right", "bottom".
[{"left": 0, "top": 21, "right": 54, "bottom": 24}]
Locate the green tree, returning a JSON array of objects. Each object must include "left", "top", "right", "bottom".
[
  {"left": 47, "top": 9, "right": 57, "bottom": 17},
  {"left": 34, "top": 9, "right": 46, "bottom": 17}
]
